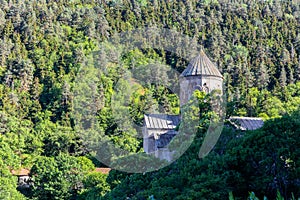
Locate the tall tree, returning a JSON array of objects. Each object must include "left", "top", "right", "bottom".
[
  {"left": 256, "top": 62, "right": 270, "bottom": 90},
  {"left": 279, "top": 66, "right": 287, "bottom": 87}
]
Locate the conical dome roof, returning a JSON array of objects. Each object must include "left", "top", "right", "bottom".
[{"left": 181, "top": 49, "right": 222, "bottom": 78}]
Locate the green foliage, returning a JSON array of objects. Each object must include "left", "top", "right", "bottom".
[
  {"left": 77, "top": 156, "right": 96, "bottom": 172},
  {"left": 78, "top": 172, "right": 110, "bottom": 200},
  {"left": 0, "top": 161, "right": 26, "bottom": 200},
  {"left": 248, "top": 192, "right": 259, "bottom": 200},
  {"left": 229, "top": 191, "right": 234, "bottom": 200},
  {"left": 0, "top": 0, "right": 299, "bottom": 199},
  {"left": 106, "top": 110, "right": 300, "bottom": 199},
  {"left": 30, "top": 154, "right": 83, "bottom": 200}
]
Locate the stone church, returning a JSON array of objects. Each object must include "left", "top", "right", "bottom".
[{"left": 143, "top": 49, "right": 263, "bottom": 161}]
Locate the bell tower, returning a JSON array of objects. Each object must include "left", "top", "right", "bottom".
[{"left": 179, "top": 49, "right": 223, "bottom": 107}]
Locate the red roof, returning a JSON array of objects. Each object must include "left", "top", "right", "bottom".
[
  {"left": 94, "top": 167, "right": 111, "bottom": 174},
  {"left": 11, "top": 168, "right": 30, "bottom": 176}
]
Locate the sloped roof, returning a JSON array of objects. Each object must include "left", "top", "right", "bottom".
[
  {"left": 11, "top": 169, "right": 30, "bottom": 176},
  {"left": 229, "top": 117, "right": 264, "bottom": 131},
  {"left": 144, "top": 114, "right": 180, "bottom": 130},
  {"left": 181, "top": 49, "right": 222, "bottom": 78},
  {"left": 94, "top": 167, "right": 111, "bottom": 174}
]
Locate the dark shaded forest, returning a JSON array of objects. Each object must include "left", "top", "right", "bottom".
[{"left": 0, "top": 0, "right": 299, "bottom": 199}]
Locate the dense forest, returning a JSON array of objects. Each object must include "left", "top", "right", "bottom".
[{"left": 0, "top": 0, "right": 299, "bottom": 199}]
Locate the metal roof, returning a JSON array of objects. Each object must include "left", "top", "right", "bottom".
[
  {"left": 181, "top": 49, "right": 223, "bottom": 78},
  {"left": 229, "top": 117, "right": 264, "bottom": 131},
  {"left": 144, "top": 114, "right": 180, "bottom": 130}
]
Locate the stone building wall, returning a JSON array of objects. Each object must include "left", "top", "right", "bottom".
[
  {"left": 179, "top": 75, "right": 223, "bottom": 106},
  {"left": 143, "top": 128, "right": 169, "bottom": 153}
]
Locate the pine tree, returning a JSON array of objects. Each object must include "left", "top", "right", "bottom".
[
  {"left": 288, "top": 66, "right": 295, "bottom": 84},
  {"left": 296, "top": 56, "right": 300, "bottom": 81},
  {"left": 279, "top": 66, "right": 287, "bottom": 87},
  {"left": 256, "top": 62, "right": 270, "bottom": 90}
]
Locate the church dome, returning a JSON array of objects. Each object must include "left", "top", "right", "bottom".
[{"left": 181, "top": 49, "right": 223, "bottom": 78}]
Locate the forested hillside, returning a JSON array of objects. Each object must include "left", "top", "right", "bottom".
[{"left": 0, "top": 0, "right": 299, "bottom": 199}]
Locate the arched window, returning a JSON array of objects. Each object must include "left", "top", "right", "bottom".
[{"left": 203, "top": 83, "right": 209, "bottom": 93}]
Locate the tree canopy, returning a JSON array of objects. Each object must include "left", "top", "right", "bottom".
[{"left": 0, "top": 0, "right": 299, "bottom": 199}]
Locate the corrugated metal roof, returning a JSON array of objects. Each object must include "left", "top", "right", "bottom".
[
  {"left": 181, "top": 49, "right": 223, "bottom": 78},
  {"left": 229, "top": 117, "right": 264, "bottom": 131},
  {"left": 144, "top": 114, "right": 180, "bottom": 130}
]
